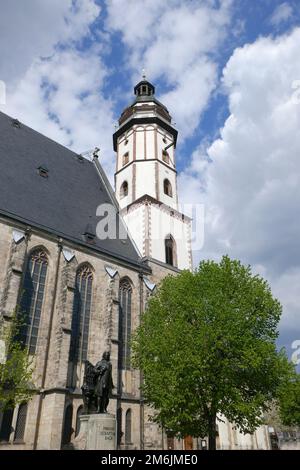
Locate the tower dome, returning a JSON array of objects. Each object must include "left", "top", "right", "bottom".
[{"left": 113, "top": 77, "right": 177, "bottom": 151}]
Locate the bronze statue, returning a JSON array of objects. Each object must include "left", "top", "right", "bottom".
[
  {"left": 81, "top": 351, "right": 114, "bottom": 414},
  {"left": 81, "top": 361, "right": 97, "bottom": 414},
  {"left": 94, "top": 351, "right": 114, "bottom": 413}
]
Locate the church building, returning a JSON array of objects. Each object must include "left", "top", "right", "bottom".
[{"left": 0, "top": 78, "right": 269, "bottom": 450}]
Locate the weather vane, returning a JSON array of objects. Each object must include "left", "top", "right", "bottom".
[{"left": 142, "top": 68, "right": 146, "bottom": 80}]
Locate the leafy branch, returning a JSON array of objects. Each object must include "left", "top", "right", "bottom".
[{"left": 0, "top": 309, "right": 35, "bottom": 411}]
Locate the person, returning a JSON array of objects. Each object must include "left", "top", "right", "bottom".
[{"left": 94, "top": 351, "right": 114, "bottom": 413}]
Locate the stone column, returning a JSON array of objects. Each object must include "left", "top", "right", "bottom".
[
  {"left": 36, "top": 392, "right": 67, "bottom": 449},
  {"left": 0, "top": 230, "right": 29, "bottom": 318}
]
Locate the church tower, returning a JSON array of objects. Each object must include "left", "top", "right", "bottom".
[{"left": 113, "top": 76, "right": 192, "bottom": 270}]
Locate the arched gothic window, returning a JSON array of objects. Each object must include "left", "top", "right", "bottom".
[
  {"left": 125, "top": 409, "right": 132, "bottom": 445},
  {"left": 69, "top": 265, "right": 93, "bottom": 363},
  {"left": 75, "top": 406, "right": 83, "bottom": 437},
  {"left": 14, "top": 403, "right": 28, "bottom": 442},
  {"left": 19, "top": 249, "right": 48, "bottom": 354},
  {"left": 119, "top": 279, "right": 132, "bottom": 370},
  {"left": 0, "top": 407, "right": 14, "bottom": 442},
  {"left": 117, "top": 407, "right": 122, "bottom": 447},
  {"left": 120, "top": 181, "right": 128, "bottom": 198},
  {"left": 61, "top": 404, "right": 73, "bottom": 446},
  {"left": 163, "top": 179, "right": 172, "bottom": 197},
  {"left": 165, "top": 236, "right": 177, "bottom": 267}
]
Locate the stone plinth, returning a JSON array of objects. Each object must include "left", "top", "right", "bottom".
[
  {"left": 73, "top": 414, "right": 116, "bottom": 450},
  {"left": 72, "top": 415, "right": 90, "bottom": 450}
]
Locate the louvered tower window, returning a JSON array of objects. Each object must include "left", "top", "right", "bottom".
[
  {"left": 69, "top": 265, "right": 93, "bottom": 362},
  {"left": 119, "top": 279, "right": 132, "bottom": 370},
  {"left": 19, "top": 250, "right": 48, "bottom": 354}
]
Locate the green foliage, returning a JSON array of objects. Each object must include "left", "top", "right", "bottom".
[
  {"left": 0, "top": 310, "right": 35, "bottom": 411},
  {"left": 278, "top": 373, "right": 300, "bottom": 427},
  {"left": 132, "top": 256, "right": 293, "bottom": 447}
]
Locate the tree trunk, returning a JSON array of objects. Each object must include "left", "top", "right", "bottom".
[{"left": 208, "top": 413, "right": 217, "bottom": 450}]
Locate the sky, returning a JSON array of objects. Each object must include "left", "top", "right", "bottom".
[{"left": 0, "top": 0, "right": 299, "bottom": 367}]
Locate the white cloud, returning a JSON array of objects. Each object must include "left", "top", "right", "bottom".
[
  {"left": 3, "top": 48, "right": 116, "bottom": 171},
  {"left": 0, "top": 0, "right": 100, "bottom": 85},
  {"left": 105, "top": 0, "right": 233, "bottom": 139},
  {"left": 162, "top": 58, "right": 218, "bottom": 138},
  {"left": 0, "top": 0, "right": 118, "bottom": 177},
  {"left": 270, "top": 2, "right": 294, "bottom": 27},
  {"left": 179, "top": 27, "right": 300, "bottom": 332},
  {"left": 272, "top": 268, "right": 300, "bottom": 332},
  {"left": 0, "top": 0, "right": 234, "bottom": 174}
]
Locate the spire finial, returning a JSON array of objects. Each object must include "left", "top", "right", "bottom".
[{"left": 142, "top": 68, "right": 146, "bottom": 81}]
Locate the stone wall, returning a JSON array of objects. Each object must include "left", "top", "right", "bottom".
[
  {"left": 0, "top": 216, "right": 271, "bottom": 451},
  {"left": 0, "top": 217, "right": 153, "bottom": 450}
]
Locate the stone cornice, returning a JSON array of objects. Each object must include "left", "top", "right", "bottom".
[
  {"left": 0, "top": 212, "right": 152, "bottom": 275},
  {"left": 113, "top": 116, "right": 178, "bottom": 151},
  {"left": 121, "top": 194, "right": 192, "bottom": 223}
]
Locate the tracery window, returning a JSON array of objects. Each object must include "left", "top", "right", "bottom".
[
  {"left": 69, "top": 265, "right": 93, "bottom": 362},
  {"left": 14, "top": 403, "right": 28, "bottom": 442},
  {"left": 0, "top": 407, "right": 14, "bottom": 442},
  {"left": 119, "top": 279, "right": 132, "bottom": 370},
  {"left": 125, "top": 409, "right": 132, "bottom": 445},
  {"left": 19, "top": 249, "right": 48, "bottom": 354}
]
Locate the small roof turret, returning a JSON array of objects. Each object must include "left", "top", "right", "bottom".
[{"left": 134, "top": 79, "right": 155, "bottom": 99}]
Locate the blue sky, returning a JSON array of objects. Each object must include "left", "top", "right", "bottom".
[
  {"left": 0, "top": 0, "right": 300, "bottom": 368},
  {"left": 90, "top": 0, "right": 300, "bottom": 173}
]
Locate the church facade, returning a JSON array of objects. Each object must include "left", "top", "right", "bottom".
[{"left": 0, "top": 79, "right": 270, "bottom": 450}]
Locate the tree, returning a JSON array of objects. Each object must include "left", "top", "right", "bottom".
[
  {"left": 0, "top": 310, "right": 35, "bottom": 411},
  {"left": 132, "top": 256, "right": 293, "bottom": 449},
  {"left": 278, "top": 373, "right": 300, "bottom": 428}
]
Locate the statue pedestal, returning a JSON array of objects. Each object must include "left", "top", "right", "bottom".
[{"left": 73, "top": 413, "right": 116, "bottom": 450}]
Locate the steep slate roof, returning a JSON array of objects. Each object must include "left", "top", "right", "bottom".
[{"left": 0, "top": 111, "right": 144, "bottom": 268}]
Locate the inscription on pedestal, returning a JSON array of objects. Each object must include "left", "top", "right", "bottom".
[{"left": 87, "top": 414, "right": 116, "bottom": 450}]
